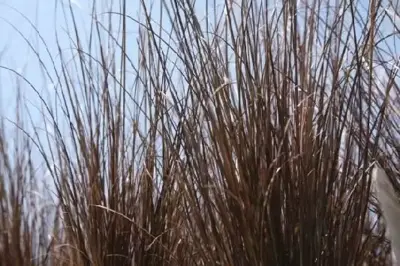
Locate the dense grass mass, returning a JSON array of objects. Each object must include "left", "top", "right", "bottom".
[{"left": 2, "top": 0, "right": 400, "bottom": 265}]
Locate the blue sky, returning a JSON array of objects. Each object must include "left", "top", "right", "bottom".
[
  {"left": 0, "top": 0, "right": 201, "bottom": 183},
  {"left": 0, "top": 0, "right": 135, "bottom": 126},
  {"left": 0, "top": 0, "right": 142, "bottom": 181},
  {"left": 0, "top": 0, "right": 212, "bottom": 149},
  {"left": 0, "top": 1, "right": 143, "bottom": 142}
]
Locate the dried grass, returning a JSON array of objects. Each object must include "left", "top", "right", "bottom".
[{"left": 0, "top": 0, "right": 400, "bottom": 265}]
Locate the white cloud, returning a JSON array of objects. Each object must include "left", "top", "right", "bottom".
[{"left": 70, "top": 0, "right": 82, "bottom": 9}]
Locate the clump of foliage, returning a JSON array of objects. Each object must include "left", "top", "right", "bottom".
[{"left": 1, "top": 0, "right": 400, "bottom": 265}]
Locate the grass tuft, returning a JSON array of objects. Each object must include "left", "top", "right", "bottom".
[{"left": 1, "top": 0, "right": 400, "bottom": 265}]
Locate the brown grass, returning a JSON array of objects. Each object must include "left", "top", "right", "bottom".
[{"left": 1, "top": 0, "right": 400, "bottom": 265}]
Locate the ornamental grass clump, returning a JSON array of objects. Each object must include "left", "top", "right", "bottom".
[{"left": 2, "top": 0, "right": 400, "bottom": 265}]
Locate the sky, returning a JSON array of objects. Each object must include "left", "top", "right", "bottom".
[
  {"left": 0, "top": 0, "right": 212, "bottom": 154},
  {"left": 0, "top": 0, "right": 138, "bottom": 127},
  {"left": 0, "top": 0, "right": 211, "bottom": 185},
  {"left": 0, "top": 0, "right": 143, "bottom": 153},
  {"left": 0, "top": 0, "right": 137, "bottom": 184}
]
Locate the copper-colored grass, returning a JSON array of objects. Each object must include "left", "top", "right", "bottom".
[{"left": 1, "top": 0, "right": 400, "bottom": 265}]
